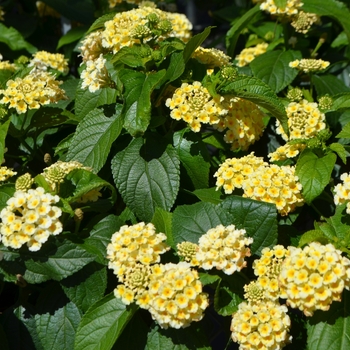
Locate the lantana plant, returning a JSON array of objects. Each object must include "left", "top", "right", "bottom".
[{"left": 0, "top": 0, "right": 350, "bottom": 349}]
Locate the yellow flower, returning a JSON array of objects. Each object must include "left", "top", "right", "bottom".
[
  {"left": 29, "top": 51, "right": 68, "bottom": 73},
  {"left": 289, "top": 58, "right": 330, "bottom": 73},
  {"left": 235, "top": 43, "right": 268, "bottom": 67}
]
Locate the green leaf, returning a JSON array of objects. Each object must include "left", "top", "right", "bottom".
[
  {"left": 40, "top": 0, "right": 95, "bottom": 24},
  {"left": 183, "top": 27, "right": 212, "bottom": 63},
  {"left": 337, "top": 121, "right": 350, "bottom": 139},
  {"left": 226, "top": 5, "right": 261, "bottom": 56},
  {"left": 199, "top": 272, "right": 221, "bottom": 286},
  {"left": 74, "top": 293, "right": 137, "bottom": 350},
  {"left": 250, "top": 50, "right": 302, "bottom": 93},
  {"left": 75, "top": 83, "right": 118, "bottom": 121},
  {"left": 296, "top": 149, "right": 337, "bottom": 204},
  {"left": 302, "top": 0, "right": 350, "bottom": 42},
  {"left": 111, "top": 136, "right": 180, "bottom": 222},
  {"left": 331, "top": 93, "right": 350, "bottom": 111},
  {"left": 173, "top": 130, "right": 210, "bottom": 190},
  {"left": 172, "top": 202, "right": 230, "bottom": 245},
  {"left": 57, "top": 26, "right": 88, "bottom": 49},
  {"left": 298, "top": 229, "right": 329, "bottom": 247},
  {"left": 151, "top": 207, "right": 174, "bottom": 249},
  {"left": 214, "top": 275, "right": 245, "bottom": 316},
  {"left": 219, "top": 196, "right": 278, "bottom": 256},
  {"left": 66, "top": 106, "right": 123, "bottom": 172},
  {"left": 119, "top": 69, "right": 166, "bottom": 136},
  {"left": 145, "top": 324, "right": 211, "bottom": 350},
  {"left": 274, "top": 0, "right": 287, "bottom": 7},
  {"left": 307, "top": 290, "right": 350, "bottom": 350},
  {"left": 61, "top": 262, "right": 107, "bottom": 313},
  {"left": 87, "top": 12, "right": 117, "bottom": 34},
  {"left": 220, "top": 75, "right": 289, "bottom": 135},
  {"left": 0, "top": 23, "right": 37, "bottom": 54},
  {"left": 331, "top": 31, "right": 348, "bottom": 48},
  {"left": 34, "top": 301, "right": 81, "bottom": 350},
  {"left": 0, "top": 184, "right": 15, "bottom": 212},
  {"left": 162, "top": 52, "right": 185, "bottom": 83},
  {"left": 0, "top": 119, "right": 10, "bottom": 163},
  {"left": 0, "top": 239, "right": 96, "bottom": 284},
  {"left": 312, "top": 75, "right": 350, "bottom": 97},
  {"left": 192, "top": 187, "right": 223, "bottom": 205},
  {"left": 329, "top": 143, "right": 347, "bottom": 164}
]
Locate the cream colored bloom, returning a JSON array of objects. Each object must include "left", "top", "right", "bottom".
[
  {"left": 289, "top": 59, "right": 330, "bottom": 73},
  {"left": 235, "top": 43, "right": 268, "bottom": 67},
  {"left": 29, "top": 51, "right": 69, "bottom": 73},
  {"left": 0, "top": 166, "right": 17, "bottom": 182}
]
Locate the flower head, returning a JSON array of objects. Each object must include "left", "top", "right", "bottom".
[
  {"left": 0, "top": 166, "right": 17, "bottom": 182},
  {"left": 29, "top": 51, "right": 69, "bottom": 74},
  {"left": 235, "top": 43, "right": 268, "bottom": 67},
  {"left": 289, "top": 59, "right": 330, "bottom": 73},
  {"left": 0, "top": 187, "right": 62, "bottom": 251}
]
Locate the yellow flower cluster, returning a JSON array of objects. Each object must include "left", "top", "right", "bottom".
[
  {"left": 196, "top": 224, "right": 253, "bottom": 274},
  {"left": 231, "top": 300, "right": 292, "bottom": 350},
  {"left": 215, "top": 153, "right": 304, "bottom": 215},
  {"left": 334, "top": 172, "right": 350, "bottom": 214},
  {"left": 0, "top": 59, "right": 17, "bottom": 71},
  {"left": 289, "top": 59, "right": 330, "bottom": 73},
  {"left": 291, "top": 11, "right": 320, "bottom": 34},
  {"left": 268, "top": 143, "right": 306, "bottom": 162},
  {"left": 214, "top": 97, "right": 266, "bottom": 151},
  {"left": 279, "top": 242, "right": 350, "bottom": 316},
  {"left": 235, "top": 43, "right": 268, "bottom": 67},
  {"left": 141, "top": 262, "right": 209, "bottom": 329},
  {"left": 76, "top": 188, "right": 102, "bottom": 203},
  {"left": 165, "top": 81, "right": 225, "bottom": 132},
  {"left": 0, "top": 166, "right": 17, "bottom": 182},
  {"left": 81, "top": 54, "right": 109, "bottom": 93},
  {"left": 177, "top": 241, "right": 199, "bottom": 265},
  {"left": 79, "top": 31, "right": 105, "bottom": 63},
  {"left": 101, "top": 6, "right": 192, "bottom": 54},
  {"left": 0, "top": 71, "right": 66, "bottom": 114},
  {"left": 0, "top": 187, "right": 62, "bottom": 251},
  {"left": 42, "top": 161, "right": 91, "bottom": 190},
  {"left": 106, "top": 222, "right": 169, "bottom": 277},
  {"left": 29, "top": 51, "right": 69, "bottom": 74},
  {"left": 192, "top": 47, "right": 231, "bottom": 73},
  {"left": 276, "top": 100, "right": 326, "bottom": 141},
  {"left": 250, "top": 245, "right": 289, "bottom": 301},
  {"left": 253, "top": 0, "right": 302, "bottom": 16}
]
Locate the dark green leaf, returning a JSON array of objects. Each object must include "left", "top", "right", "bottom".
[
  {"left": 111, "top": 136, "right": 180, "bottom": 222},
  {"left": 0, "top": 23, "right": 37, "bottom": 54},
  {"left": 87, "top": 12, "right": 117, "bottom": 34},
  {"left": 298, "top": 229, "right": 329, "bottom": 247},
  {"left": 172, "top": 202, "right": 230, "bottom": 245},
  {"left": 0, "top": 119, "right": 10, "bottom": 163},
  {"left": 331, "top": 31, "right": 348, "bottom": 48},
  {"left": 192, "top": 188, "right": 223, "bottom": 205},
  {"left": 307, "top": 290, "right": 350, "bottom": 350},
  {"left": 82, "top": 215, "right": 123, "bottom": 264},
  {"left": 66, "top": 106, "right": 123, "bottom": 172},
  {"left": 173, "top": 130, "right": 210, "bottom": 189},
  {"left": 61, "top": 262, "right": 107, "bottom": 313},
  {"left": 220, "top": 75, "right": 289, "bottom": 135},
  {"left": 183, "top": 27, "right": 212, "bottom": 63},
  {"left": 312, "top": 75, "right": 350, "bottom": 97},
  {"left": 119, "top": 69, "right": 166, "bottom": 136},
  {"left": 329, "top": 143, "right": 347, "bottom": 164},
  {"left": 74, "top": 293, "right": 137, "bottom": 350},
  {"left": 296, "top": 149, "right": 337, "bottom": 204},
  {"left": 219, "top": 196, "right": 278, "bottom": 256},
  {"left": 0, "top": 184, "right": 15, "bottom": 212},
  {"left": 162, "top": 52, "right": 185, "bottom": 83},
  {"left": 336, "top": 121, "right": 350, "bottom": 139},
  {"left": 57, "top": 26, "right": 88, "bottom": 49},
  {"left": 226, "top": 5, "right": 261, "bottom": 56},
  {"left": 152, "top": 207, "right": 174, "bottom": 249},
  {"left": 250, "top": 50, "right": 302, "bottom": 93},
  {"left": 331, "top": 93, "right": 350, "bottom": 111},
  {"left": 199, "top": 272, "right": 221, "bottom": 286}
]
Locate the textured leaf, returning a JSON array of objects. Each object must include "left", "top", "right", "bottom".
[
  {"left": 331, "top": 93, "right": 350, "bottom": 111},
  {"left": 119, "top": 69, "right": 166, "bottom": 136},
  {"left": 0, "top": 239, "right": 96, "bottom": 284},
  {"left": 219, "top": 196, "right": 278, "bottom": 256},
  {"left": 82, "top": 215, "right": 123, "bottom": 264},
  {"left": 329, "top": 143, "right": 347, "bottom": 164},
  {"left": 296, "top": 150, "right": 337, "bottom": 204},
  {"left": 152, "top": 207, "right": 174, "bottom": 249},
  {"left": 173, "top": 130, "right": 210, "bottom": 189},
  {"left": 226, "top": 5, "right": 261, "bottom": 56},
  {"left": 34, "top": 302, "right": 81, "bottom": 350},
  {"left": 192, "top": 188, "right": 222, "bottom": 205},
  {"left": 298, "top": 229, "right": 329, "bottom": 247},
  {"left": 307, "top": 290, "right": 350, "bottom": 350},
  {"left": 336, "top": 121, "right": 350, "bottom": 139},
  {"left": 220, "top": 75, "right": 289, "bottom": 135},
  {"left": 162, "top": 52, "right": 185, "bottom": 83},
  {"left": 61, "top": 262, "right": 107, "bottom": 313},
  {"left": 312, "top": 75, "right": 350, "bottom": 97},
  {"left": 172, "top": 202, "right": 230, "bottom": 245},
  {"left": 250, "top": 50, "right": 302, "bottom": 93},
  {"left": 145, "top": 324, "right": 211, "bottom": 350},
  {"left": 66, "top": 106, "right": 123, "bottom": 172},
  {"left": 0, "top": 23, "right": 37, "bottom": 54},
  {"left": 74, "top": 293, "right": 137, "bottom": 350},
  {"left": 75, "top": 83, "right": 118, "bottom": 121},
  {"left": 111, "top": 136, "right": 180, "bottom": 221},
  {"left": 302, "top": 0, "right": 350, "bottom": 41},
  {"left": 0, "top": 184, "right": 15, "bottom": 211},
  {"left": 183, "top": 27, "right": 212, "bottom": 63}
]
